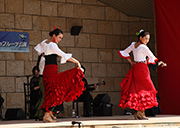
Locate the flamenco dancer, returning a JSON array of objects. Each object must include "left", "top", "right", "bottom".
[
  {"left": 118, "top": 29, "right": 166, "bottom": 120},
  {"left": 34, "top": 27, "right": 84, "bottom": 122}
]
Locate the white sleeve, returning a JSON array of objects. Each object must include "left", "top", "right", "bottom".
[
  {"left": 39, "top": 56, "right": 45, "bottom": 75},
  {"left": 143, "top": 46, "right": 158, "bottom": 64},
  {"left": 118, "top": 42, "right": 134, "bottom": 59},
  {"left": 50, "top": 43, "right": 72, "bottom": 64},
  {"left": 34, "top": 40, "right": 47, "bottom": 55}
]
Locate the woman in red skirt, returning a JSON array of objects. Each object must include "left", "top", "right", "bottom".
[
  {"left": 118, "top": 29, "right": 162, "bottom": 120},
  {"left": 34, "top": 28, "right": 84, "bottom": 122}
]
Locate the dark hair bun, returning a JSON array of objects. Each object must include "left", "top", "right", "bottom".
[
  {"left": 49, "top": 31, "right": 53, "bottom": 37},
  {"left": 49, "top": 28, "right": 63, "bottom": 37}
]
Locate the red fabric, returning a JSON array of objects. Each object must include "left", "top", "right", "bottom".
[
  {"left": 147, "top": 58, "right": 158, "bottom": 65},
  {"left": 118, "top": 63, "right": 158, "bottom": 111},
  {"left": 154, "top": 0, "right": 180, "bottom": 114},
  {"left": 117, "top": 51, "right": 131, "bottom": 59},
  {"left": 40, "top": 65, "right": 84, "bottom": 110}
]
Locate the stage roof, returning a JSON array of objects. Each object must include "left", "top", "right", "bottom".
[{"left": 98, "top": 0, "right": 154, "bottom": 19}]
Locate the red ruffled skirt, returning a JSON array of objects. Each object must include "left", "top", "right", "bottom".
[
  {"left": 118, "top": 63, "right": 158, "bottom": 111},
  {"left": 40, "top": 65, "right": 84, "bottom": 110}
]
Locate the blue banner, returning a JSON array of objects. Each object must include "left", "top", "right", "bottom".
[{"left": 0, "top": 31, "right": 29, "bottom": 52}]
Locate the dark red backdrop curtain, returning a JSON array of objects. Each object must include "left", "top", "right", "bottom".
[{"left": 154, "top": 0, "right": 180, "bottom": 114}]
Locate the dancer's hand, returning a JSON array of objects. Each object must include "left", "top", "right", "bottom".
[
  {"left": 158, "top": 61, "right": 167, "bottom": 67},
  {"left": 127, "top": 58, "right": 134, "bottom": 66},
  {"left": 76, "top": 61, "right": 81, "bottom": 69},
  {"left": 130, "top": 62, "right": 135, "bottom": 66},
  {"left": 68, "top": 57, "right": 82, "bottom": 69}
]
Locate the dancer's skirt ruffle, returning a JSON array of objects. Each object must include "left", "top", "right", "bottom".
[
  {"left": 40, "top": 65, "right": 84, "bottom": 109},
  {"left": 118, "top": 63, "right": 158, "bottom": 111}
]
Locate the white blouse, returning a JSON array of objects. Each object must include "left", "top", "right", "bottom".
[
  {"left": 39, "top": 56, "right": 45, "bottom": 75},
  {"left": 34, "top": 39, "right": 72, "bottom": 64},
  {"left": 118, "top": 42, "right": 158, "bottom": 64}
]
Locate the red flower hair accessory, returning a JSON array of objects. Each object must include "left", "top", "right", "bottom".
[{"left": 53, "top": 26, "right": 57, "bottom": 30}]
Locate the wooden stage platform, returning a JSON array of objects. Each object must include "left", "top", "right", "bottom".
[{"left": 1, "top": 115, "right": 180, "bottom": 128}]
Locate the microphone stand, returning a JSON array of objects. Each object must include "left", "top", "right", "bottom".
[{"left": 72, "top": 121, "right": 81, "bottom": 128}]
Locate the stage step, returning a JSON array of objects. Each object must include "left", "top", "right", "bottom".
[{"left": 0, "top": 115, "right": 180, "bottom": 128}]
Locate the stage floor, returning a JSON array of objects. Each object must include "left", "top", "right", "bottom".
[{"left": 0, "top": 115, "right": 180, "bottom": 128}]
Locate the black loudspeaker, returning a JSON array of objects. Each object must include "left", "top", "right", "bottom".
[
  {"left": 93, "top": 94, "right": 111, "bottom": 107},
  {"left": 93, "top": 103, "right": 113, "bottom": 116},
  {"left": 93, "top": 94, "right": 112, "bottom": 116},
  {"left": 71, "top": 26, "right": 82, "bottom": 36},
  {"left": 5, "top": 108, "right": 26, "bottom": 120}
]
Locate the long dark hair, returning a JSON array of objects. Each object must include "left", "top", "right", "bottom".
[
  {"left": 49, "top": 28, "right": 63, "bottom": 37},
  {"left": 137, "top": 30, "right": 150, "bottom": 41}
]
